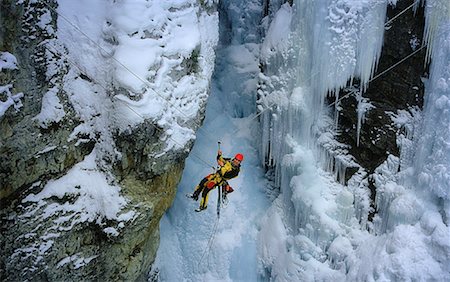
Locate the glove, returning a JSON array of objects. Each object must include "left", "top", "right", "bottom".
[{"left": 224, "top": 185, "right": 234, "bottom": 193}]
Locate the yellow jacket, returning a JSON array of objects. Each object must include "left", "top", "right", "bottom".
[{"left": 216, "top": 154, "right": 240, "bottom": 180}]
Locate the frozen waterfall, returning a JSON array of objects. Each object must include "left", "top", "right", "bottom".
[
  {"left": 153, "top": 0, "right": 450, "bottom": 281},
  {"left": 257, "top": 0, "right": 450, "bottom": 281}
]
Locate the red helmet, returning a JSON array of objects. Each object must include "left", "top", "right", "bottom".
[{"left": 234, "top": 153, "right": 244, "bottom": 161}]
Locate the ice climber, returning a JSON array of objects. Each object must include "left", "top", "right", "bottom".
[{"left": 189, "top": 150, "right": 243, "bottom": 212}]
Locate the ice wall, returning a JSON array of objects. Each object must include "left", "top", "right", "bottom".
[
  {"left": 414, "top": 2, "right": 450, "bottom": 202},
  {"left": 354, "top": 2, "right": 450, "bottom": 278},
  {"left": 257, "top": 0, "right": 450, "bottom": 280},
  {"left": 373, "top": 0, "right": 450, "bottom": 233},
  {"left": 420, "top": 0, "right": 450, "bottom": 62},
  {"left": 215, "top": 0, "right": 263, "bottom": 117},
  {"left": 257, "top": 0, "right": 388, "bottom": 278},
  {"left": 258, "top": 0, "right": 387, "bottom": 184}
]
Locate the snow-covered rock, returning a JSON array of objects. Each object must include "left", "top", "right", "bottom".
[{"left": 0, "top": 0, "right": 218, "bottom": 281}]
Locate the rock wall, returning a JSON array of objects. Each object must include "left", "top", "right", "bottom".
[
  {"left": 0, "top": 0, "right": 217, "bottom": 281},
  {"left": 0, "top": 0, "right": 92, "bottom": 202}
]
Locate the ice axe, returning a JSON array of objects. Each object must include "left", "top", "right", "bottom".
[
  {"left": 215, "top": 141, "right": 221, "bottom": 170},
  {"left": 208, "top": 141, "right": 222, "bottom": 171},
  {"left": 217, "top": 141, "right": 222, "bottom": 218}
]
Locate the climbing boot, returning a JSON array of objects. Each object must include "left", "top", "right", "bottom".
[
  {"left": 186, "top": 193, "right": 199, "bottom": 201},
  {"left": 195, "top": 206, "right": 207, "bottom": 212},
  {"left": 192, "top": 193, "right": 199, "bottom": 201}
]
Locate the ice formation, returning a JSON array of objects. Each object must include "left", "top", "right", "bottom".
[
  {"left": 412, "top": 21, "right": 450, "bottom": 201},
  {"left": 257, "top": 0, "right": 450, "bottom": 280}
]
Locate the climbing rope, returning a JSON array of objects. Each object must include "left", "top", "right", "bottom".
[
  {"left": 217, "top": 182, "right": 221, "bottom": 218},
  {"left": 384, "top": 0, "right": 421, "bottom": 28},
  {"left": 197, "top": 215, "right": 220, "bottom": 270},
  {"left": 196, "top": 182, "right": 224, "bottom": 270}
]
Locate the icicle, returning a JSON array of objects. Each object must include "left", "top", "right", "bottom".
[
  {"left": 347, "top": 169, "right": 370, "bottom": 228},
  {"left": 421, "top": 0, "right": 450, "bottom": 64},
  {"left": 388, "top": 108, "right": 422, "bottom": 173},
  {"left": 357, "top": 0, "right": 387, "bottom": 91}
]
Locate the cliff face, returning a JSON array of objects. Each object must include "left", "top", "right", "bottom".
[
  {"left": 0, "top": 0, "right": 218, "bottom": 281},
  {"left": 0, "top": 1, "right": 92, "bottom": 201}
]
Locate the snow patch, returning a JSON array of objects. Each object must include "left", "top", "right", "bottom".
[
  {"left": 22, "top": 151, "right": 135, "bottom": 225},
  {"left": 56, "top": 253, "right": 98, "bottom": 269},
  {"left": 0, "top": 51, "right": 18, "bottom": 71},
  {"left": 0, "top": 84, "right": 23, "bottom": 117},
  {"left": 32, "top": 87, "right": 66, "bottom": 128}
]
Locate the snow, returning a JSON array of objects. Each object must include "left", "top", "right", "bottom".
[
  {"left": 35, "top": 145, "right": 57, "bottom": 157},
  {"left": 22, "top": 151, "right": 134, "bottom": 223},
  {"left": 56, "top": 0, "right": 218, "bottom": 151},
  {"left": 1, "top": 50, "right": 23, "bottom": 117},
  {"left": 255, "top": 0, "right": 450, "bottom": 280},
  {"left": 0, "top": 51, "right": 18, "bottom": 71},
  {"left": 56, "top": 253, "right": 98, "bottom": 269},
  {"left": 0, "top": 84, "right": 24, "bottom": 117},
  {"left": 32, "top": 87, "right": 66, "bottom": 128},
  {"left": 36, "top": 9, "right": 54, "bottom": 35},
  {"left": 13, "top": 150, "right": 137, "bottom": 268}
]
